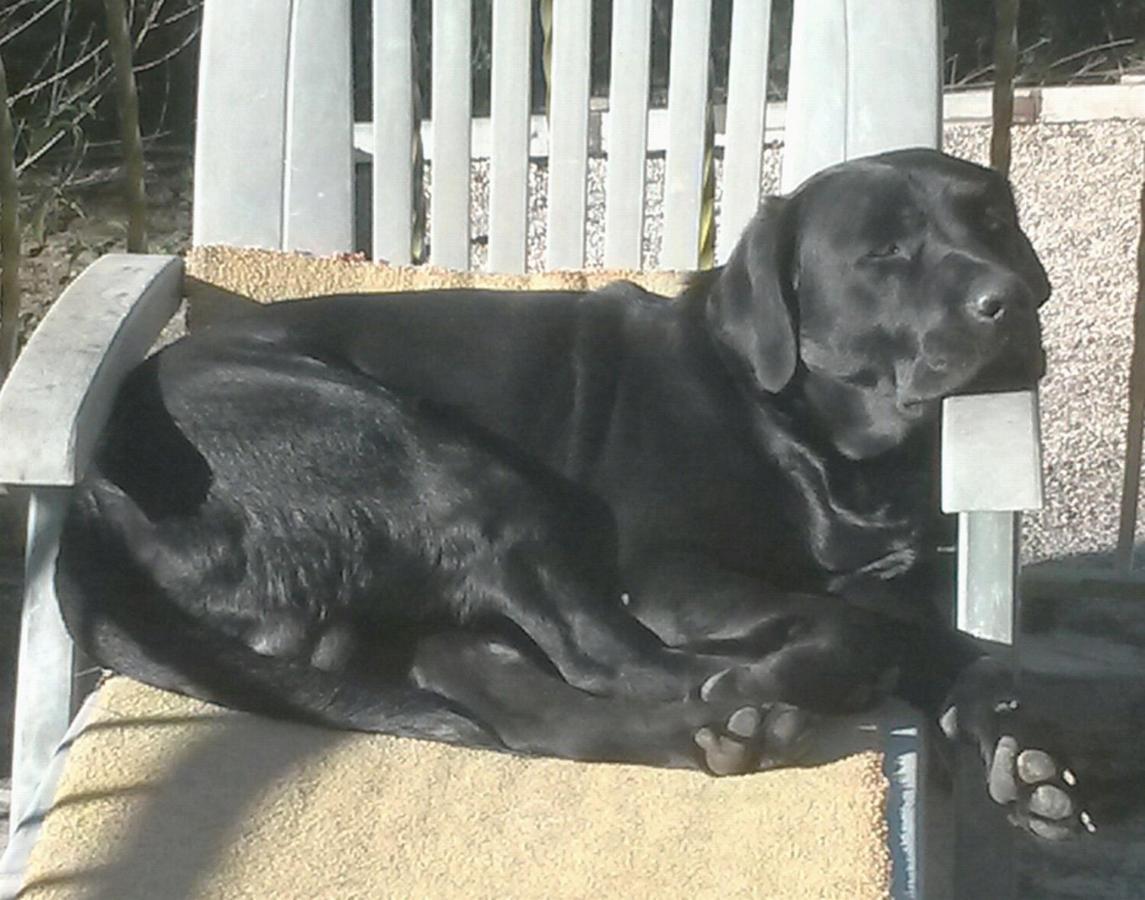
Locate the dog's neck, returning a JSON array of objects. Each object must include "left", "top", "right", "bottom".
[
  {"left": 744, "top": 375, "right": 938, "bottom": 579},
  {"left": 793, "top": 368, "right": 934, "bottom": 461}
]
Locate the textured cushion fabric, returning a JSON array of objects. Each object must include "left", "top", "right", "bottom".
[
  {"left": 183, "top": 245, "right": 688, "bottom": 326},
  {"left": 17, "top": 248, "right": 897, "bottom": 899},
  {"left": 19, "top": 678, "right": 892, "bottom": 900}
]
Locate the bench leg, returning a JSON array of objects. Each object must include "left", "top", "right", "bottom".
[{"left": 10, "top": 488, "right": 74, "bottom": 838}]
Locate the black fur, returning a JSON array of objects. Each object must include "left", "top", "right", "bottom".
[{"left": 58, "top": 149, "right": 1082, "bottom": 831}]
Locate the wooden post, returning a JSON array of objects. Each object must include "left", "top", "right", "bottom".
[{"left": 991, "top": 0, "right": 1020, "bottom": 178}]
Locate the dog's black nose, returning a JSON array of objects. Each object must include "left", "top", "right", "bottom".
[{"left": 970, "top": 290, "right": 1007, "bottom": 322}]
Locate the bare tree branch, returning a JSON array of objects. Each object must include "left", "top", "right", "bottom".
[
  {"left": 133, "top": 0, "right": 168, "bottom": 50},
  {"left": 0, "top": 0, "right": 65, "bottom": 50},
  {"left": 0, "top": 0, "right": 53, "bottom": 23},
  {"left": 11, "top": 39, "right": 109, "bottom": 103},
  {"left": 133, "top": 23, "right": 201, "bottom": 74},
  {"left": 160, "top": 2, "right": 203, "bottom": 27},
  {"left": 50, "top": 0, "right": 74, "bottom": 111},
  {"left": 14, "top": 127, "right": 67, "bottom": 175},
  {"left": 1043, "top": 37, "right": 1134, "bottom": 74},
  {"left": 954, "top": 38, "right": 1048, "bottom": 86}
]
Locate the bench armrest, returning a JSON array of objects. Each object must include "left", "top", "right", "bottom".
[{"left": 0, "top": 254, "right": 184, "bottom": 487}]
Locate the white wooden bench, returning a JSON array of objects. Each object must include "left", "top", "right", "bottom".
[{"left": 0, "top": 4, "right": 1043, "bottom": 898}]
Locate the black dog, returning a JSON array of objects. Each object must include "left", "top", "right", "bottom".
[{"left": 57, "top": 148, "right": 1080, "bottom": 837}]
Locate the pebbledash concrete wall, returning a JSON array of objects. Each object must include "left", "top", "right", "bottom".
[{"left": 950, "top": 118, "right": 1145, "bottom": 565}]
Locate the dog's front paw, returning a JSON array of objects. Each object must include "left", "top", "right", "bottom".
[
  {"left": 942, "top": 657, "right": 1096, "bottom": 840},
  {"left": 693, "top": 703, "right": 817, "bottom": 776},
  {"left": 978, "top": 733, "right": 1091, "bottom": 840}
]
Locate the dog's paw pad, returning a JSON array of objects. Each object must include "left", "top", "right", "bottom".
[
  {"left": 1029, "top": 784, "right": 1073, "bottom": 820},
  {"left": 695, "top": 703, "right": 815, "bottom": 776},
  {"left": 1027, "top": 816, "right": 1074, "bottom": 841},
  {"left": 726, "top": 705, "right": 761, "bottom": 738},
  {"left": 988, "top": 735, "right": 1020, "bottom": 804},
  {"left": 986, "top": 735, "right": 1094, "bottom": 839},
  {"left": 761, "top": 704, "right": 812, "bottom": 756},
  {"left": 1016, "top": 748, "right": 1056, "bottom": 784},
  {"left": 694, "top": 724, "right": 754, "bottom": 776}
]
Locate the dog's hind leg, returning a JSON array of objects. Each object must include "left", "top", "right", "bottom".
[
  {"left": 409, "top": 629, "right": 819, "bottom": 772},
  {"left": 56, "top": 479, "right": 800, "bottom": 770},
  {"left": 65, "top": 350, "right": 772, "bottom": 720},
  {"left": 56, "top": 479, "right": 499, "bottom": 749}
]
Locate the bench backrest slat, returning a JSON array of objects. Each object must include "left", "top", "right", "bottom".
[
  {"left": 660, "top": 0, "right": 712, "bottom": 271},
  {"left": 545, "top": 1, "right": 592, "bottom": 270},
  {"left": 783, "top": 0, "right": 942, "bottom": 192},
  {"left": 488, "top": 0, "right": 533, "bottom": 274},
  {"left": 283, "top": 1, "right": 355, "bottom": 254},
  {"left": 372, "top": 0, "right": 415, "bottom": 264},
  {"left": 719, "top": 1, "right": 773, "bottom": 263},
  {"left": 196, "top": 1, "right": 943, "bottom": 273},
  {"left": 194, "top": 0, "right": 291, "bottom": 250},
  {"left": 602, "top": 0, "right": 653, "bottom": 270},
  {"left": 194, "top": 0, "right": 355, "bottom": 254},
  {"left": 430, "top": 0, "right": 473, "bottom": 270}
]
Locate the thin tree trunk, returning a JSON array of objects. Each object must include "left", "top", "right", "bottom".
[
  {"left": 103, "top": 0, "right": 148, "bottom": 252},
  {"left": 0, "top": 52, "right": 21, "bottom": 382},
  {"left": 1116, "top": 168, "right": 1145, "bottom": 570},
  {"left": 991, "top": 0, "right": 1020, "bottom": 177}
]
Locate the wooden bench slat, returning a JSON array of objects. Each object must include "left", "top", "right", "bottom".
[
  {"left": 430, "top": 0, "right": 473, "bottom": 270},
  {"left": 783, "top": 0, "right": 942, "bottom": 192},
  {"left": 545, "top": 1, "right": 592, "bottom": 270},
  {"left": 488, "top": 0, "right": 532, "bottom": 273},
  {"left": 602, "top": 0, "right": 652, "bottom": 269},
  {"left": 782, "top": 0, "right": 847, "bottom": 192},
  {"left": 719, "top": 0, "right": 772, "bottom": 262},
  {"left": 0, "top": 254, "right": 183, "bottom": 831},
  {"left": 193, "top": 0, "right": 290, "bottom": 247},
  {"left": 283, "top": 0, "right": 355, "bottom": 254},
  {"left": 661, "top": 0, "right": 712, "bottom": 270},
  {"left": 847, "top": 2, "right": 942, "bottom": 158},
  {"left": 372, "top": 0, "right": 415, "bottom": 264},
  {"left": 0, "top": 255, "right": 184, "bottom": 487}
]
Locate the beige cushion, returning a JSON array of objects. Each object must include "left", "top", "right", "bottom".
[{"left": 20, "top": 678, "right": 892, "bottom": 900}]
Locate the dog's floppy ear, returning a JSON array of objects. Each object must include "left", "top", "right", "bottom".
[{"left": 705, "top": 197, "right": 798, "bottom": 393}]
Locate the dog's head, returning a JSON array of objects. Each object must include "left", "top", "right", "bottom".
[{"left": 706, "top": 148, "right": 1050, "bottom": 459}]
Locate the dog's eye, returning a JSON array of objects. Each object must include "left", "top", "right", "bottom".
[{"left": 866, "top": 242, "right": 903, "bottom": 259}]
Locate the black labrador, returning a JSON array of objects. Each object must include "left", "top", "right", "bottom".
[{"left": 57, "top": 148, "right": 1081, "bottom": 838}]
